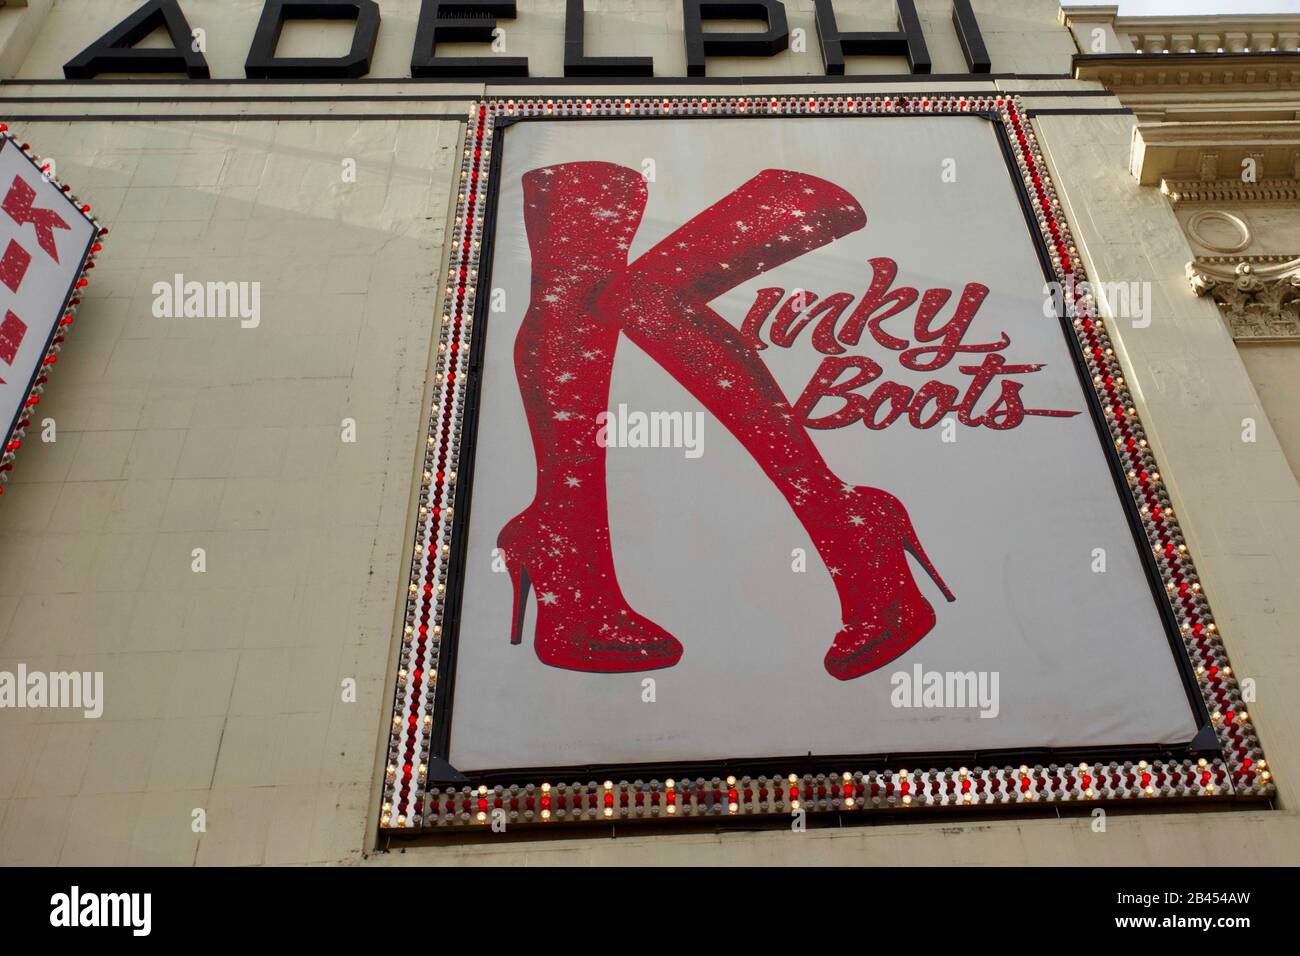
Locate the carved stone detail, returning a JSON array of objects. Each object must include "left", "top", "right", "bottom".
[
  {"left": 1188, "top": 255, "right": 1300, "bottom": 339},
  {"left": 1198, "top": 151, "right": 1220, "bottom": 180},
  {"left": 1162, "top": 177, "right": 1300, "bottom": 205},
  {"left": 1186, "top": 209, "right": 1252, "bottom": 252}
]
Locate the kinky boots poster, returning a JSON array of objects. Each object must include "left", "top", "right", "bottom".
[{"left": 444, "top": 113, "right": 1201, "bottom": 772}]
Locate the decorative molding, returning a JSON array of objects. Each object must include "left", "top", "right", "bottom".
[
  {"left": 1074, "top": 53, "right": 1300, "bottom": 93},
  {"left": 1188, "top": 255, "right": 1300, "bottom": 340},
  {"left": 1186, "top": 209, "right": 1252, "bottom": 253},
  {"left": 1162, "top": 177, "right": 1300, "bottom": 205},
  {"left": 1120, "top": 29, "right": 1299, "bottom": 56},
  {"left": 1198, "top": 151, "right": 1218, "bottom": 181},
  {"left": 1062, "top": 6, "right": 1300, "bottom": 58},
  {"left": 1129, "top": 121, "right": 1300, "bottom": 185}
]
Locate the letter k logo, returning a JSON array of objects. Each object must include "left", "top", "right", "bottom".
[{"left": 3, "top": 175, "right": 70, "bottom": 263}]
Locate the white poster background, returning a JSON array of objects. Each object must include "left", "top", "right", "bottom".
[
  {"left": 449, "top": 116, "right": 1199, "bottom": 771},
  {"left": 0, "top": 140, "right": 96, "bottom": 442}
]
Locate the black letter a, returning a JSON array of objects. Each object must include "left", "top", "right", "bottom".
[{"left": 64, "top": 0, "right": 210, "bottom": 79}]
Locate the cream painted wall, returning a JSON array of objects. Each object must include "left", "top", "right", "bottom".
[
  {"left": 1239, "top": 344, "right": 1300, "bottom": 482},
  {"left": 0, "top": 112, "right": 462, "bottom": 864},
  {"left": 0, "top": 0, "right": 1297, "bottom": 866}
]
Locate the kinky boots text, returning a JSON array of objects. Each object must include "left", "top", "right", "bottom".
[{"left": 738, "top": 257, "right": 1081, "bottom": 430}]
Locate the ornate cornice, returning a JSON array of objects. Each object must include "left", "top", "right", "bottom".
[
  {"left": 1062, "top": 7, "right": 1300, "bottom": 92},
  {"left": 1188, "top": 255, "right": 1300, "bottom": 340},
  {"left": 1130, "top": 120, "right": 1300, "bottom": 186},
  {"left": 1162, "top": 177, "right": 1300, "bottom": 205},
  {"left": 1074, "top": 53, "right": 1300, "bottom": 92}
]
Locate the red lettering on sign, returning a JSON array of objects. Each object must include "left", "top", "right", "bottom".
[
  {"left": 0, "top": 239, "right": 32, "bottom": 293},
  {"left": 3, "top": 175, "right": 70, "bottom": 263},
  {"left": 0, "top": 309, "right": 28, "bottom": 365}
]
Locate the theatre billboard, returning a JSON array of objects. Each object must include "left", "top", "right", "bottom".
[
  {"left": 0, "top": 134, "right": 100, "bottom": 493},
  {"left": 380, "top": 96, "right": 1263, "bottom": 833}
]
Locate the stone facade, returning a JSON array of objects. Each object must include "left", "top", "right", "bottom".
[{"left": 0, "top": 0, "right": 1296, "bottom": 865}]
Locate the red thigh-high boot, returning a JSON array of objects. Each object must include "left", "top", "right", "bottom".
[
  {"left": 599, "top": 169, "right": 956, "bottom": 681},
  {"left": 497, "top": 161, "right": 683, "bottom": 673}
]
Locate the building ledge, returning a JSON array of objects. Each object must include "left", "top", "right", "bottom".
[{"left": 1130, "top": 118, "right": 1300, "bottom": 185}]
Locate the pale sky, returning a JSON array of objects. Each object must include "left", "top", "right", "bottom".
[{"left": 1112, "top": 0, "right": 1300, "bottom": 12}]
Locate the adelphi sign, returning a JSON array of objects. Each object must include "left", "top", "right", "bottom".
[{"left": 63, "top": 0, "right": 992, "bottom": 81}]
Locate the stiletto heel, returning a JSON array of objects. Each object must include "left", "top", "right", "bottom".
[
  {"left": 498, "top": 508, "right": 683, "bottom": 671},
  {"left": 508, "top": 563, "right": 531, "bottom": 645},
  {"left": 900, "top": 518, "right": 955, "bottom": 603}
]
